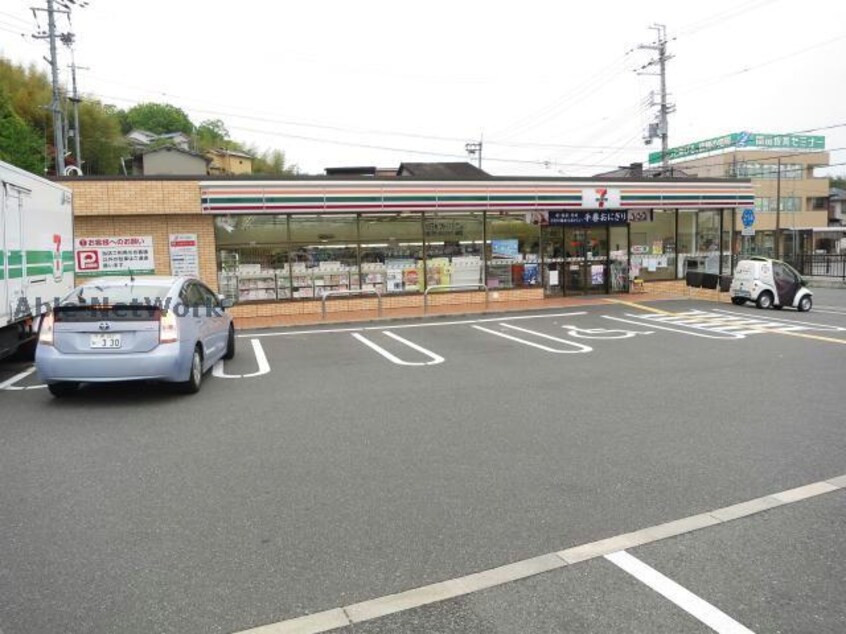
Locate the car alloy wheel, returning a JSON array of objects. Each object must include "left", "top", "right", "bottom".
[{"left": 179, "top": 346, "right": 203, "bottom": 394}]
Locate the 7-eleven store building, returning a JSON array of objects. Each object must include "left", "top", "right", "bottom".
[{"left": 65, "top": 176, "right": 753, "bottom": 320}]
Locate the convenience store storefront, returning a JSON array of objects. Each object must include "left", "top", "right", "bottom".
[{"left": 201, "top": 178, "right": 754, "bottom": 309}]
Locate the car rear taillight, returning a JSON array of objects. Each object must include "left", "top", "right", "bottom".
[
  {"left": 39, "top": 312, "right": 55, "bottom": 346},
  {"left": 159, "top": 310, "right": 178, "bottom": 343}
]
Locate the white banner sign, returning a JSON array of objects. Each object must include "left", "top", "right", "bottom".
[
  {"left": 741, "top": 227, "right": 756, "bottom": 237},
  {"left": 75, "top": 236, "right": 155, "bottom": 276},
  {"left": 169, "top": 233, "right": 200, "bottom": 277}
]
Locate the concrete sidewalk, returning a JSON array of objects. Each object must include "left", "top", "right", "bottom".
[{"left": 233, "top": 282, "right": 729, "bottom": 331}]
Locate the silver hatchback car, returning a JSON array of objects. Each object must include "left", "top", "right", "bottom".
[{"left": 35, "top": 276, "right": 235, "bottom": 397}]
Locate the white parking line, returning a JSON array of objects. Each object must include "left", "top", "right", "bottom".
[
  {"left": 232, "top": 473, "right": 844, "bottom": 634},
  {"left": 241, "top": 312, "right": 589, "bottom": 338},
  {"left": 601, "top": 315, "right": 745, "bottom": 339},
  {"left": 352, "top": 331, "right": 444, "bottom": 366},
  {"left": 604, "top": 551, "right": 755, "bottom": 634},
  {"left": 212, "top": 339, "right": 271, "bottom": 379},
  {"left": 712, "top": 309, "right": 846, "bottom": 332},
  {"left": 0, "top": 367, "right": 47, "bottom": 391},
  {"left": 473, "top": 324, "right": 592, "bottom": 354}
]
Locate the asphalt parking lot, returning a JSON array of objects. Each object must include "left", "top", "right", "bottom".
[{"left": 1, "top": 295, "right": 845, "bottom": 633}]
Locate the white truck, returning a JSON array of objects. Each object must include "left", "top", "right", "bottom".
[{"left": 1, "top": 160, "right": 74, "bottom": 359}]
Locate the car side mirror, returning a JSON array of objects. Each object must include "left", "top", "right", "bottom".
[{"left": 220, "top": 296, "right": 234, "bottom": 309}]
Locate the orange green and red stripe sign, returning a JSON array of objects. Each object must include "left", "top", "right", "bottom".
[{"left": 200, "top": 180, "right": 755, "bottom": 215}]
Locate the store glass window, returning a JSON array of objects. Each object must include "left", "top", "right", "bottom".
[
  {"left": 541, "top": 225, "right": 564, "bottom": 295},
  {"left": 696, "top": 210, "right": 721, "bottom": 274},
  {"left": 485, "top": 212, "right": 541, "bottom": 289},
  {"left": 424, "top": 213, "right": 484, "bottom": 289},
  {"left": 609, "top": 225, "right": 629, "bottom": 292},
  {"left": 721, "top": 209, "right": 734, "bottom": 275},
  {"left": 215, "top": 215, "right": 291, "bottom": 303},
  {"left": 358, "top": 213, "right": 424, "bottom": 293},
  {"left": 629, "top": 210, "right": 675, "bottom": 281},
  {"left": 677, "top": 210, "right": 696, "bottom": 277},
  {"left": 289, "top": 215, "right": 359, "bottom": 299}
]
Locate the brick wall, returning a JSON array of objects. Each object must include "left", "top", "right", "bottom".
[
  {"left": 73, "top": 215, "right": 218, "bottom": 291},
  {"left": 67, "top": 180, "right": 201, "bottom": 216}
]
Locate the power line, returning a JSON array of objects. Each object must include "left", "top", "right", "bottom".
[
  {"left": 492, "top": 53, "right": 634, "bottom": 141},
  {"left": 676, "top": 32, "right": 846, "bottom": 96},
  {"left": 72, "top": 23, "right": 843, "bottom": 161},
  {"left": 217, "top": 122, "right": 623, "bottom": 170},
  {"left": 90, "top": 89, "right": 643, "bottom": 152},
  {"left": 673, "top": 0, "right": 779, "bottom": 39},
  {"left": 94, "top": 83, "right": 846, "bottom": 173},
  {"left": 0, "top": 9, "right": 31, "bottom": 26}
]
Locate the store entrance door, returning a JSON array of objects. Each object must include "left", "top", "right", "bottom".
[{"left": 562, "top": 226, "right": 609, "bottom": 295}]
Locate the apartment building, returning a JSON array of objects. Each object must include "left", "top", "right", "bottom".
[{"left": 656, "top": 132, "right": 836, "bottom": 259}]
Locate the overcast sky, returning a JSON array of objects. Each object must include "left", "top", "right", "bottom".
[{"left": 1, "top": 0, "right": 844, "bottom": 176}]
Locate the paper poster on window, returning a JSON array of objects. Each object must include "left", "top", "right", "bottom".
[
  {"left": 491, "top": 239, "right": 519, "bottom": 259},
  {"left": 75, "top": 236, "right": 155, "bottom": 276},
  {"left": 591, "top": 265, "right": 604, "bottom": 285},
  {"left": 647, "top": 258, "right": 658, "bottom": 272},
  {"left": 403, "top": 267, "right": 420, "bottom": 291},
  {"left": 549, "top": 270, "right": 559, "bottom": 286},
  {"left": 523, "top": 263, "right": 539, "bottom": 285},
  {"left": 652, "top": 240, "right": 664, "bottom": 255}
]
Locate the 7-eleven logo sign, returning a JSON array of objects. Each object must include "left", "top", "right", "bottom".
[{"left": 581, "top": 187, "right": 621, "bottom": 209}]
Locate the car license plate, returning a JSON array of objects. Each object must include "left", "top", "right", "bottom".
[
  {"left": 736, "top": 290, "right": 751, "bottom": 298},
  {"left": 90, "top": 334, "right": 122, "bottom": 349}
]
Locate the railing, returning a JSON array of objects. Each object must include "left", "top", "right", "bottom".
[
  {"left": 423, "top": 284, "right": 489, "bottom": 314},
  {"left": 321, "top": 289, "right": 382, "bottom": 319},
  {"left": 786, "top": 254, "right": 846, "bottom": 280}
]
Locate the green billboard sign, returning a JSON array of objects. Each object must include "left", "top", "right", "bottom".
[{"left": 648, "top": 132, "right": 826, "bottom": 164}]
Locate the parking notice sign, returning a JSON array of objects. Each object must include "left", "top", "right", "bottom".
[
  {"left": 168, "top": 234, "right": 200, "bottom": 277},
  {"left": 75, "top": 236, "right": 155, "bottom": 276}
]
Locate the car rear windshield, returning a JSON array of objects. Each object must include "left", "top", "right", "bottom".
[
  {"left": 54, "top": 305, "right": 162, "bottom": 322},
  {"left": 62, "top": 283, "right": 172, "bottom": 308}
]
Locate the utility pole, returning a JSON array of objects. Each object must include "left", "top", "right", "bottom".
[
  {"left": 465, "top": 139, "right": 483, "bottom": 170},
  {"left": 31, "top": 0, "right": 88, "bottom": 175},
  {"left": 31, "top": 0, "right": 68, "bottom": 175},
  {"left": 638, "top": 24, "right": 674, "bottom": 171},
  {"left": 775, "top": 157, "right": 782, "bottom": 259},
  {"left": 65, "top": 37, "right": 88, "bottom": 170}
]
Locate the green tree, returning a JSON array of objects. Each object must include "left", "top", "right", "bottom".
[
  {"left": 124, "top": 102, "right": 194, "bottom": 135},
  {"left": 832, "top": 175, "right": 846, "bottom": 190},
  {"left": 196, "top": 118, "right": 235, "bottom": 153},
  {"left": 250, "top": 147, "right": 298, "bottom": 175},
  {"left": 0, "top": 85, "right": 44, "bottom": 174},
  {"left": 0, "top": 60, "right": 51, "bottom": 129},
  {"left": 77, "top": 101, "right": 128, "bottom": 175}
]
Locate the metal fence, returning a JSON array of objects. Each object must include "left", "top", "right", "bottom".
[
  {"left": 784, "top": 255, "right": 846, "bottom": 280},
  {"left": 729, "top": 254, "right": 846, "bottom": 280}
]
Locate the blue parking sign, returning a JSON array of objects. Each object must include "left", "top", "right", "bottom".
[{"left": 742, "top": 208, "right": 755, "bottom": 228}]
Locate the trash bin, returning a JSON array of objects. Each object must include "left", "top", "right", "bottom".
[{"left": 685, "top": 271, "right": 703, "bottom": 288}]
